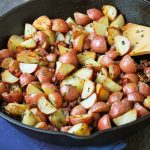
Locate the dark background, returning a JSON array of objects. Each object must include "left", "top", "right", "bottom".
[{"left": 0, "top": 0, "right": 150, "bottom": 149}]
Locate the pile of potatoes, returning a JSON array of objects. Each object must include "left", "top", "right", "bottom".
[{"left": 0, "top": 4, "right": 150, "bottom": 136}]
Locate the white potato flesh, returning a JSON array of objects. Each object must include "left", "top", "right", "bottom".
[
  {"left": 19, "top": 63, "right": 38, "bottom": 73},
  {"left": 24, "top": 23, "right": 37, "bottom": 38},
  {"left": 19, "top": 38, "right": 36, "bottom": 49},
  {"left": 37, "top": 96, "right": 57, "bottom": 115},
  {"left": 84, "top": 23, "right": 94, "bottom": 33},
  {"left": 68, "top": 123, "right": 90, "bottom": 136},
  {"left": 81, "top": 79, "right": 95, "bottom": 99},
  {"left": 56, "top": 32, "right": 65, "bottom": 42},
  {"left": 113, "top": 109, "right": 137, "bottom": 126},
  {"left": 26, "top": 84, "right": 43, "bottom": 95},
  {"left": 74, "top": 68, "right": 93, "bottom": 80},
  {"left": 80, "top": 93, "right": 97, "bottom": 109},
  {"left": 1, "top": 70, "right": 19, "bottom": 84},
  {"left": 65, "top": 31, "right": 73, "bottom": 44},
  {"left": 96, "top": 67, "right": 108, "bottom": 84},
  {"left": 114, "top": 35, "right": 131, "bottom": 56}
]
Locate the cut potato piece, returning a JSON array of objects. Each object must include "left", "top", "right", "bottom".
[
  {"left": 98, "top": 16, "right": 109, "bottom": 27},
  {"left": 96, "top": 67, "right": 108, "bottom": 84},
  {"left": 19, "top": 63, "right": 38, "bottom": 74},
  {"left": 33, "top": 15, "right": 51, "bottom": 30},
  {"left": 68, "top": 123, "right": 90, "bottom": 136},
  {"left": 41, "top": 83, "right": 58, "bottom": 94},
  {"left": 93, "top": 21, "right": 108, "bottom": 36},
  {"left": 113, "top": 109, "right": 137, "bottom": 126},
  {"left": 61, "top": 75, "right": 84, "bottom": 93},
  {"left": 66, "top": 17, "right": 77, "bottom": 28},
  {"left": 5, "top": 103, "right": 29, "bottom": 116},
  {"left": 18, "top": 38, "right": 36, "bottom": 49},
  {"left": 65, "top": 31, "right": 73, "bottom": 44},
  {"left": 123, "top": 23, "right": 150, "bottom": 56},
  {"left": 26, "top": 83, "right": 43, "bottom": 95},
  {"left": 43, "top": 29, "right": 55, "bottom": 45},
  {"left": 80, "top": 93, "right": 97, "bottom": 109},
  {"left": 49, "top": 109, "right": 67, "bottom": 128},
  {"left": 144, "top": 96, "right": 150, "bottom": 109},
  {"left": 84, "top": 23, "right": 94, "bottom": 33},
  {"left": 114, "top": 35, "right": 130, "bottom": 56},
  {"left": 56, "top": 63, "right": 75, "bottom": 81},
  {"left": 96, "top": 83, "right": 102, "bottom": 95},
  {"left": 110, "top": 14, "right": 125, "bottom": 29},
  {"left": 7, "top": 35, "right": 24, "bottom": 53},
  {"left": 107, "top": 27, "right": 121, "bottom": 45},
  {"left": 24, "top": 23, "right": 36, "bottom": 39},
  {"left": 97, "top": 87, "right": 110, "bottom": 101},
  {"left": 77, "top": 51, "right": 96, "bottom": 65},
  {"left": 81, "top": 80, "right": 95, "bottom": 99},
  {"left": 74, "top": 68, "right": 93, "bottom": 80},
  {"left": 22, "top": 109, "right": 38, "bottom": 126},
  {"left": 37, "top": 96, "right": 57, "bottom": 115},
  {"left": 1, "top": 70, "right": 19, "bottom": 84},
  {"left": 56, "top": 32, "right": 65, "bottom": 42},
  {"left": 1, "top": 58, "right": 15, "bottom": 69},
  {"left": 85, "top": 58, "right": 101, "bottom": 71},
  {"left": 103, "top": 77, "right": 122, "bottom": 92},
  {"left": 58, "top": 44, "right": 71, "bottom": 55},
  {"left": 102, "top": 5, "right": 117, "bottom": 21},
  {"left": 55, "top": 61, "right": 63, "bottom": 74}
]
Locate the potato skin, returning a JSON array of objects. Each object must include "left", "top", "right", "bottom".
[
  {"left": 74, "top": 12, "right": 91, "bottom": 26},
  {"left": 60, "top": 85, "right": 80, "bottom": 101},
  {"left": 0, "top": 49, "right": 14, "bottom": 63},
  {"left": 123, "top": 83, "right": 138, "bottom": 94},
  {"left": 108, "top": 92, "right": 123, "bottom": 104},
  {"left": 127, "top": 92, "right": 144, "bottom": 103},
  {"left": 138, "top": 82, "right": 150, "bottom": 97},
  {"left": 52, "top": 19, "right": 69, "bottom": 33},
  {"left": 70, "top": 105, "right": 87, "bottom": 116},
  {"left": 90, "top": 36, "right": 107, "bottom": 54},
  {"left": 87, "top": 8, "right": 103, "bottom": 21},
  {"left": 109, "top": 99, "right": 132, "bottom": 119},
  {"left": 122, "top": 73, "right": 140, "bottom": 84}
]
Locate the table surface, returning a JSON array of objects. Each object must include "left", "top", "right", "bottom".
[{"left": 0, "top": 0, "right": 150, "bottom": 150}]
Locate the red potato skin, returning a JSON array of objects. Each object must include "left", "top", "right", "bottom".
[
  {"left": 119, "top": 55, "right": 137, "bottom": 74},
  {"left": 59, "top": 51, "right": 78, "bottom": 66},
  {"left": 70, "top": 105, "right": 87, "bottom": 116},
  {"left": 46, "top": 53, "right": 57, "bottom": 63},
  {"left": 87, "top": 8, "right": 103, "bottom": 21},
  {"left": 89, "top": 102, "right": 110, "bottom": 113},
  {"left": 138, "top": 82, "right": 150, "bottom": 97},
  {"left": 60, "top": 126, "right": 72, "bottom": 132},
  {"left": 127, "top": 92, "right": 145, "bottom": 103},
  {"left": 100, "top": 55, "right": 114, "bottom": 67},
  {"left": 52, "top": 19, "right": 69, "bottom": 33},
  {"left": 123, "top": 83, "right": 138, "bottom": 94},
  {"left": 134, "top": 103, "right": 150, "bottom": 117},
  {"left": 0, "top": 49, "right": 14, "bottom": 63},
  {"left": 106, "top": 47, "right": 119, "bottom": 60},
  {"left": 35, "top": 67, "right": 52, "bottom": 84},
  {"left": 108, "top": 92, "right": 123, "bottom": 104},
  {"left": 83, "top": 39, "right": 91, "bottom": 50},
  {"left": 122, "top": 73, "right": 140, "bottom": 84},
  {"left": 98, "top": 114, "right": 112, "bottom": 131},
  {"left": 87, "top": 32, "right": 97, "bottom": 41},
  {"left": 36, "top": 122, "right": 49, "bottom": 130},
  {"left": 109, "top": 64, "right": 121, "bottom": 80},
  {"left": 60, "top": 85, "right": 80, "bottom": 101},
  {"left": 90, "top": 36, "right": 107, "bottom": 53},
  {"left": 109, "top": 99, "right": 132, "bottom": 119},
  {"left": 25, "top": 93, "right": 47, "bottom": 107},
  {"left": 19, "top": 73, "right": 36, "bottom": 87},
  {"left": 2, "top": 92, "right": 22, "bottom": 103},
  {"left": 74, "top": 12, "right": 91, "bottom": 26}
]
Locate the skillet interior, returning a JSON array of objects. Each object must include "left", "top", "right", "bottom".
[{"left": 0, "top": 0, "right": 150, "bottom": 146}]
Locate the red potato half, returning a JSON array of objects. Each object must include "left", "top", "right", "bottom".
[
  {"left": 70, "top": 105, "right": 87, "bottom": 116},
  {"left": 127, "top": 92, "right": 144, "bottom": 103},
  {"left": 100, "top": 55, "right": 114, "bottom": 67},
  {"left": 98, "top": 114, "right": 112, "bottom": 131},
  {"left": 48, "top": 92, "right": 62, "bottom": 108},
  {"left": 19, "top": 73, "right": 36, "bottom": 87},
  {"left": 109, "top": 99, "right": 132, "bottom": 119},
  {"left": 52, "top": 19, "right": 69, "bottom": 33},
  {"left": 80, "top": 93, "right": 97, "bottom": 109},
  {"left": 87, "top": 8, "right": 103, "bottom": 21},
  {"left": 119, "top": 55, "right": 137, "bottom": 74},
  {"left": 74, "top": 12, "right": 91, "bottom": 26},
  {"left": 19, "top": 63, "right": 38, "bottom": 74},
  {"left": 90, "top": 36, "right": 107, "bottom": 54},
  {"left": 113, "top": 109, "right": 137, "bottom": 126},
  {"left": 89, "top": 102, "right": 110, "bottom": 113},
  {"left": 60, "top": 85, "right": 80, "bottom": 101},
  {"left": 106, "top": 48, "right": 119, "bottom": 60},
  {"left": 123, "top": 83, "right": 138, "bottom": 94},
  {"left": 108, "top": 92, "right": 123, "bottom": 104},
  {"left": 138, "top": 82, "right": 150, "bottom": 97},
  {"left": 134, "top": 103, "right": 150, "bottom": 117},
  {"left": 122, "top": 73, "right": 140, "bottom": 83},
  {"left": 69, "top": 113, "right": 92, "bottom": 125}
]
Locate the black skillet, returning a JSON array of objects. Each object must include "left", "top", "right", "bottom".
[{"left": 0, "top": 0, "right": 150, "bottom": 146}]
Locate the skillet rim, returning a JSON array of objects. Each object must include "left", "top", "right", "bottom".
[{"left": 0, "top": 0, "right": 150, "bottom": 140}]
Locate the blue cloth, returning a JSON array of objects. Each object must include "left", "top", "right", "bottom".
[{"left": 0, "top": 117, "right": 126, "bottom": 150}]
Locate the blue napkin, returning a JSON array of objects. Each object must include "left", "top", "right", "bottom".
[{"left": 0, "top": 117, "right": 126, "bottom": 150}]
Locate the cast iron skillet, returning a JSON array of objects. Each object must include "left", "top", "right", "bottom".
[{"left": 0, "top": 0, "right": 150, "bottom": 146}]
